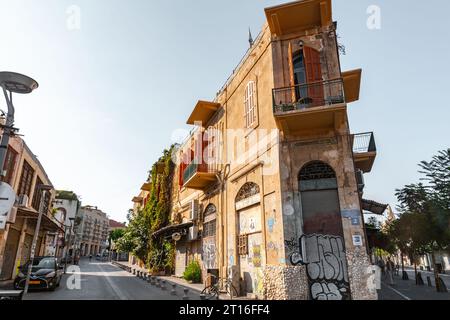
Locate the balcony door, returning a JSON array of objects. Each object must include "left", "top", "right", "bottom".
[{"left": 289, "top": 45, "right": 324, "bottom": 107}]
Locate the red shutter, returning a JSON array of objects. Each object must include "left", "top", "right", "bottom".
[
  {"left": 303, "top": 46, "right": 324, "bottom": 107},
  {"left": 201, "top": 132, "right": 209, "bottom": 173}
]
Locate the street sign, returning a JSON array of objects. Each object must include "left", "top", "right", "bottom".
[{"left": 0, "top": 182, "right": 16, "bottom": 230}]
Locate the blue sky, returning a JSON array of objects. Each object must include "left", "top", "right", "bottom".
[{"left": 0, "top": 0, "right": 449, "bottom": 222}]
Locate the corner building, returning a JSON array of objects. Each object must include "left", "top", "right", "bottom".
[{"left": 151, "top": 0, "right": 378, "bottom": 300}]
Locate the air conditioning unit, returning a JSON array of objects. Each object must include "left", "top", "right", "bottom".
[
  {"left": 356, "top": 170, "right": 365, "bottom": 192},
  {"left": 188, "top": 226, "right": 199, "bottom": 241},
  {"left": 189, "top": 199, "right": 199, "bottom": 222},
  {"left": 7, "top": 207, "right": 17, "bottom": 224},
  {"left": 17, "top": 194, "right": 29, "bottom": 208}
]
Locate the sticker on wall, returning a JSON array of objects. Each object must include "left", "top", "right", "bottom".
[{"left": 352, "top": 235, "right": 363, "bottom": 246}]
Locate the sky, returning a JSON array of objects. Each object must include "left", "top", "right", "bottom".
[{"left": 0, "top": 0, "right": 449, "bottom": 223}]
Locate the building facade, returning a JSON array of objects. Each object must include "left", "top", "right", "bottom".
[
  {"left": 0, "top": 135, "right": 62, "bottom": 280},
  {"left": 53, "top": 191, "right": 81, "bottom": 258},
  {"left": 133, "top": 0, "right": 380, "bottom": 300},
  {"left": 77, "top": 206, "right": 109, "bottom": 256}
]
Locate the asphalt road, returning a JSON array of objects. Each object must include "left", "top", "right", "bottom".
[{"left": 23, "top": 258, "right": 196, "bottom": 300}]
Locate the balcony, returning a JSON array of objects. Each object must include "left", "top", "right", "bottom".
[
  {"left": 182, "top": 162, "right": 216, "bottom": 190},
  {"left": 272, "top": 78, "right": 346, "bottom": 134},
  {"left": 352, "top": 132, "right": 377, "bottom": 173},
  {"left": 187, "top": 100, "right": 221, "bottom": 128}
]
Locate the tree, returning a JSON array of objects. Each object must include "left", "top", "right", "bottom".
[{"left": 394, "top": 149, "right": 450, "bottom": 292}]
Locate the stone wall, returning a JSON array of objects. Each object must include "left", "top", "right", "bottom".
[
  {"left": 263, "top": 265, "right": 309, "bottom": 300},
  {"left": 347, "top": 248, "right": 378, "bottom": 300}
]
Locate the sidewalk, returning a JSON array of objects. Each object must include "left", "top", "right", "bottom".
[
  {"left": 111, "top": 260, "right": 251, "bottom": 300},
  {"left": 379, "top": 273, "right": 450, "bottom": 300}
]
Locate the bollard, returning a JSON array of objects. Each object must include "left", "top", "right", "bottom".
[
  {"left": 151, "top": 276, "right": 156, "bottom": 285},
  {"left": 171, "top": 284, "right": 177, "bottom": 296},
  {"left": 161, "top": 280, "right": 166, "bottom": 290},
  {"left": 200, "top": 294, "right": 206, "bottom": 300},
  {"left": 147, "top": 275, "right": 152, "bottom": 283},
  {"left": 182, "top": 288, "right": 189, "bottom": 300},
  {"left": 156, "top": 278, "right": 160, "bottom": 288},
  {"left": 132, "top": 269, "right": 136, "bottom": 275},
  {"left": 427, "top": 276, "right": 432, "bottom": 287},
  {"left": 143, "top": 273, "right": 147, "bottom": 281}
]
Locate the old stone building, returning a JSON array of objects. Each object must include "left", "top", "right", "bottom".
[
  {"left": 77, "top": 206, "right": 109, "bottom": 256},
  {"left": 0, "top": 135, "right": 62, "bottom": 280},
  {"left": 135, "top": 0, "right": 380, "bottom": 300}
]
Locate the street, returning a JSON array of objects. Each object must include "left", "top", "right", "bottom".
[
  {"left": 379, "top": 268, "right": 450, "bottom": 301},
  {"left": 23, "top": 258, "right": 198, "bottom": 300}
]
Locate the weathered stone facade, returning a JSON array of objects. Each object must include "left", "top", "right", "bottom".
[
  {"left": 263, "top": 265, "right": 309, "bottom": 300},
  {"left": 132, "top": 0, "right": 379, "bottom": 300}
]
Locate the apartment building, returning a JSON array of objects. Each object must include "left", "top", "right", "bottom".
[
  {"left": 0, "top": 135, "right": 62, "bottom": 280},
  {"left": 53, "top": 191, "right": 81, "bottom": 258},
  {"left": 77, "top": 206, "right": 109, "bottom": 256},
  {"left": 134, "top": 0, "right": 383, "bottom": 300}
]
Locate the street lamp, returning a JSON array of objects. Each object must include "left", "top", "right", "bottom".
[
  {"left": 23, "top": 184, "right": 53, "bottom": 295},
  {"left": 64, "top": 217, "right": 75, "bottom": 274},
  {"left": 0, "top": 72, "right": 38, "bottom": 173}
]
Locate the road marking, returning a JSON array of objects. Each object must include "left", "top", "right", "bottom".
[
  {"left": 381, "top": 282, "right": 411, "bottom": 300},
  {"left": 97, "top": 263, "right": 129, "bottom": 300}
]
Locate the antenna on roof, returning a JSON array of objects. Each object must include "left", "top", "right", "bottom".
[{"left": 248, "top": 27, "right": 254, "bottom": 47}]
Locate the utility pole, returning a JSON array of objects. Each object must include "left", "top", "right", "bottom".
[{"left": 23, "top": 185, "right": 52, "bottom": 295}]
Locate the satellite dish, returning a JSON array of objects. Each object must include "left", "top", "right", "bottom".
[
  {"left": 172, "top": 233, "right": 182, "bottom": 242},
  {"left": 0, "top": 182, "right": 16, "bottom": 215}
]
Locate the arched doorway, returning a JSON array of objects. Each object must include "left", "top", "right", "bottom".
[
  {"left": 297, "top": 161, "right": 351, "bottom": 300},
  {"left": 235, "top": 182, "right": 264, "bottom": 296},
  {"left": 202, "top": 204, "right": 218, "bottom": 283}
]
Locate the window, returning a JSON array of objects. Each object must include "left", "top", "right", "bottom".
[
  {"left": 244, "top": 81, "right": 257, "bottom": 128},
  {"left": 3, "top": 146, "right": 18, "bottom": 185},
  {"left": 238, "top": 234, "right": 248, "bottom": 256},
  {"left": 32, "top": 177, "right": 44, "bottom": 211},
  {"left": 203, "top": 220, "right": 216, "bottom": 238},
  {"left": 18, "top": 160, "right": 35, "bottom": 197}
]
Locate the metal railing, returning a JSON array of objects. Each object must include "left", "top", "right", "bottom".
[
  {"left": 272, "top": 79, "right": 345, "bottom": 114},
  {"left": 182, "top": 162, "right": 212, "bottom": 185},
  {"left": 352, "top": 132, "right": 376, "bottom": 154}
]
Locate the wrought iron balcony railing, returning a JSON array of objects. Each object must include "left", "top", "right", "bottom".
[
  {"left": 352, "top": 132, "right": 377, "bottom": 154},
  {"left": 272, "top": 79, "right": 345, "bottom": 114}
]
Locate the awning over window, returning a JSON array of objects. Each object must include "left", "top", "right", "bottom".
[
  {"left": 152, "top": 222, "right": 194, "bottom": 239},
  {"left": 17, "top": 207, "right": 64, "bottom": 233},
  {"left": 362, "top": 199, "right": 388, "bottom": 215}
]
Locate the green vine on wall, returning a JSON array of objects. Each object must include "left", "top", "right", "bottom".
[{"left": 117, "top": 145, "right": 177, "bottom": 273}]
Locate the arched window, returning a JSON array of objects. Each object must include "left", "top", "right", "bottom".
[
  {"left": 236, "top": 182, "right": 260, "bottom": 203},
  {"left": 298, "top": 161, "right": 342, "bottom": 237}
]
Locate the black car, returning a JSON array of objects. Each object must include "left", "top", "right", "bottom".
[{"left": 14, "top": 257, "right": 63, "bottom": 291}]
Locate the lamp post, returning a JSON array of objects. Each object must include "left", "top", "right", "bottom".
[
  {"left": 0, "top": 72, "right": 38, "bottom": 173},
  {"left": 64, "top": 218, "right": 74, "bottom": 274},
  {"left": 23, "top": 184, "right": 53, "bottom": 295}
]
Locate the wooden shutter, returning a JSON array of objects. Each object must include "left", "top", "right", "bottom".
[
  {"left": 303, "top": 46, "right": 324, "bottom": 107},
  {"left": 288, "top": 42, "right": 296, "bottom": 103},
  {"left": 201, "top": 132, "right": 209, "bottom": 172}
]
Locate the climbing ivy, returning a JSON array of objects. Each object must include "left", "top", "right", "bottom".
[{"left": 118, "top": 146, "right": 177, "bottom": 273}]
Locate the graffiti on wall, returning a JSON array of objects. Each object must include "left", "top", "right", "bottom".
[
  {"left": 285, "top": 234, "right": 350, "bottom": 300},
  {"left": 202, "top": 239, "right": 217, "bottom": 270}
]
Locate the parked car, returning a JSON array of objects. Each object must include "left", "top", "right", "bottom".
[{"left": 13, "top": 257, "right": 63, "bottom": 291}]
